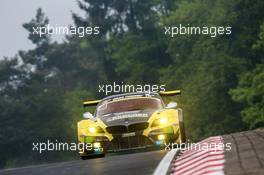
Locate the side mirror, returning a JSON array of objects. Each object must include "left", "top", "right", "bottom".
[
  {"left": 83, "top": 112, "right": 94, "bottom": 119},
  {"left": 166, "top": 101, "right": 177, "bottom": 109}
]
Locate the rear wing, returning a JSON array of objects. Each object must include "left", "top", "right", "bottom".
[
  {"left": 159, "top": 90, "right": 181, "bottom": 96},
  {"left": 82, "top": 90, "right": 181, "bottom": 106},
  {"left": 83, "top": 100, "right": 101, "bottom": 107}
]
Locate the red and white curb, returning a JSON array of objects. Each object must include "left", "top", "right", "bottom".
[
  {"left": 153, "top": 149, "right": 180, "bottom": 175},
  {"left": 153, "top": 136, "right": 225, "bottom": 175}
]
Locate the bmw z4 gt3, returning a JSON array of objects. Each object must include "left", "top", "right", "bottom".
[{"left": 77, "top": 90, "right": 186, "bottom": 159}]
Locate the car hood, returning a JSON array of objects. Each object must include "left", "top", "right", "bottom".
[{"left": 99, "top": 109, "right": 156, "bottom": 126}]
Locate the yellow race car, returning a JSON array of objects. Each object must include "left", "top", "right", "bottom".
[{"left": 77, "top": 90, "right": 186, "bottom": 159}]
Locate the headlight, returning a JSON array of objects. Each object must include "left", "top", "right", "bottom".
[
  {"left": 93, "top": 142, "right": 101, "bottom": 148},
  {"left": 89, "top": 127, "right": 96, "bottom": 133},
  {"left": 151, "top": 117, "right": 168, "bottom": 127},
  {"left": 159, "top": 117, "right": 168, "bottom": 124},
  {"left": 88, "top": 126, "right": 105, "bottom": 133},
  {"left": 158, "top": 134, "right": 165, "bottom": 140}
]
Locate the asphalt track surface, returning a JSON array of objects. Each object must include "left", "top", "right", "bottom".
[{"left": 0, "top": 150, "right": 166, "bottom": 175}]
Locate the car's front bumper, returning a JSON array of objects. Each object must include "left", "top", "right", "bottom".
[{"left": 79, "top": 124, "right": 179, "bottom": 155}]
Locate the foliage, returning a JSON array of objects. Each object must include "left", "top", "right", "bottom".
[
  {"left": 230, "top": 64, "right": 264, "bottom": 129},
  {"left": 230, "top": 24, "right": 264, "bottom": 129}
]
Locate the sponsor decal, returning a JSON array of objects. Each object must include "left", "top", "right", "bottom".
[{"left": 106, "top": 113, "right": 148, "bottom": 122}]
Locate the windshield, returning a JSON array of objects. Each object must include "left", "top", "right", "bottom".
[{"left": 96, "top": 98, "right": 163, "bottom": 116}]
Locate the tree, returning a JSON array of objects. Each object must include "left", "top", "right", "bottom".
[
  {"left": 230, "top": 23, "right": 264, "bottom": 129},
  {"left": 23, "top": 8, "right": 50, "bottom": 54},
  {"left": 160, "top": 0, "right": 253, "bottom": 140},
  {"left": 230, "top": 64, "right": 264, "bottom": 129}
]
